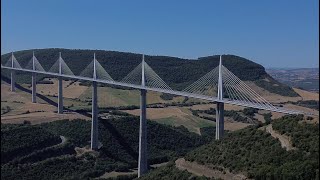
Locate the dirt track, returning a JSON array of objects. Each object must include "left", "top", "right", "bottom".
[
  {"left": 175, "top": 158, "right": 249, "bottom": 180},
  {"left": 265, "top": 124, "right": 296, "bottom": 151}
]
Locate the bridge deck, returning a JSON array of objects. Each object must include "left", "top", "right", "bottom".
[{"left": 1, "top": 66, "right": 307, "bottom": 115}]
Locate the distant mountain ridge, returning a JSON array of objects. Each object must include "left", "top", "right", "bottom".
[
  {"left": 1, "top": 48, "right": 298, "bottom": 97},
  {"left": 267, "top": 68, "right": 319, "bottom": 92}
]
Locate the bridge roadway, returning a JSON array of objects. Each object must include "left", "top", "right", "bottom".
[{"left": 1, "top": 66, "right": 304, "bottom": 115}]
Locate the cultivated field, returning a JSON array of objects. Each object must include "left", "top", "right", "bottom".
[
  {"left": 1, "top": 78, "right": 319, "bottom": 132},
  {"left": 123, "top": 107, "right": 215, "bottom": 134},
  {"left": 1, "top": 82, "right": 90, "bottom": 124}
]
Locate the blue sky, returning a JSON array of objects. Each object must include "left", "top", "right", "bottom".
[{"left": 1, "top": 0, "right": 319, "bottom": 68}]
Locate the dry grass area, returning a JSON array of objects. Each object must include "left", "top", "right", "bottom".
[
  {"left": 258, "top": 110, "right": 284, "bottom": 120},
  {"left": 36, "top": 78, "right": 88, "bottom": 99},
  {"left": 2, "top": 78, "right": 318, "bottom": 132},
  {"left": 123, "top": 107, "right": 251, "bottom": 133},
  {"left": 254, "top": 113, "right": 265, "bottom": 123},
  {"left": 293, "top": 88, "right": 319, "bottom": 100},
  {"left": 224, "top": 117, "right": 252, "bottom": 131},
  {"left": 1, "top": 83, "right": 29, "bottom": 103},
  {"left": 175, "top": 158, "right": 248, "bottom": 180},
  {"left": 189, "top": 103, "right": 244, "bottom": 111},
  {"left": 123, "top": 107, "right": 215, "bottom": 134},
  {"left": 284, "top": 104, "right": 319, "bottom": 116},
  {"left": 123, "top": 107, "right": 188, "bottom": 119},
  {"left": 1, "top": 83, "right": 56, "bottom": 115},
  {"left": 1, "top": 112, "right": 90, "bottom": 124},
  {"left": 1, "top": 82, "right": 90, "bottom": 124},
  {"left": 283, "top": 104, "right": 319, "bottom": 123},
  {"left": 245, "top": 81, "right": 302, "bottom": 103},
  {"left": 79, "top": 86, "right": 185, "bottom": 107}
]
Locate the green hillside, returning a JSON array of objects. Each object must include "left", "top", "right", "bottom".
[
  {"left": 185, "top": 115, "right": 319, "bottom": 180},
  {"left": 1, "top": 48, "right": 298, "bottom": 96},
  {"left": 1, "top": 116, "right": 210, "bottom": 180}
]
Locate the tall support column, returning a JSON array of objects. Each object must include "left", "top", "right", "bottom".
[
  {"left": 10, "top": 53, "right": 16, "bottom": 92},
  {"left": 32, "top": 52, "right": 37, "bottom": 103},
  {"left": 58, "top": 77, "right": 63, "bottom": 113},
  {"left": 32, "top": 73, "right": 37, "bottom": 103},
  {"left": 91, "top": 81, "right": 99, "bottom": 150},
  {"left": 216, "top": 55, "right": 224, "bottom": 140},
  {"left": 11, "top": 70, "right": 16, "bottom": 92},
  {"left": 216, "top": 102, "right": 224, "bottom": 139},
  {"left": 138, "top": 55, "right": 148, "bottom": 177},
  {"left": 58, "top": 52, "right": 63, "bottom": 114},
  {"left": 91, "top": 53, "right": 99, "bottom": 150}
]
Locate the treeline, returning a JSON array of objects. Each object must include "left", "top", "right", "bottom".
[
  {"left": 71, "top": 100, "right": 209, "bottom": 112},
  {"left": 1, "top": 48, "right": 298, "bottom": 96},
  {"left": 290, "top": 100, "right": 319, "bottom": 110},
  {"left": 185, "top": 121, "right": 319, "bottom": 180},
  {"left": 190, "top": 107, "right": 258, "bottom": 124}
]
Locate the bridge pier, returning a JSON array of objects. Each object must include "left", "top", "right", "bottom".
[
  {"left": 215, "top": 102, "right": 224, "bottom": 140},
  {"left": 216, "top": 55, "right": 224, "bottom": 140},
  {"left": 11, "top": 70, "right": 16, "bottom": 92},
  {"left": 138, "top": 55, "right": 148, "bottom": 177},
  {"left": 32, "top": 73, "right": 37, "bottom": 103},
  {"left": 91, "top": 81, "right": 99, "bottom": 150},
  {"left": 58, "top": 77, "right": 63, "bottom": 114},
  {"left": 138, "top": 89, "right": 147, "bottom": 177}
]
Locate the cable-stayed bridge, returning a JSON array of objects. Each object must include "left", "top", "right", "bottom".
[{"left": 1, "top": 52, "right": 308, "bottom": 177}]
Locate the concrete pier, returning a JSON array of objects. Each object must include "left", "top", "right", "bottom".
[
  {"left": 138, "top": 55, "right": 148, "bottom": 177},
  {"left": 215, "top": 55, "right": 224, "bottom": 140},
  {"left": 11, "top": 70, "right": 16, "bottom": 92},
  {"left": 58, "top": 77, "right": 63, "bottom": 114},
  {"left": 215, "top": 102, "right": 224, "bottom": 140},
  {"left": 32, "top": 73, "right": 37, "bottom": 103},
  {"left": 138, "top": 89, "right": 147, "bottom": 177},
  {"left": 91, "top": 81, "right": 99, "bottom": 150}
]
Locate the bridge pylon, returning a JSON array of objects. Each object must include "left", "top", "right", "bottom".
[
  {"left": 32, "top": 52, "right": 37, "bottom": 103},
  {"left": 10, "top": 53, "right": 16, "bottom": 92},
  {"left": 91, "top": 53, "right": 99, "bottom": 150},
  {"left": 58, "top": 52, "right": 64, "bottom": 114},
  {"left": 216, "top": 55, "right": 224, "bottom": 140},
  {"left": 138, "top": 54, "right": 148, "bottom": 177}
]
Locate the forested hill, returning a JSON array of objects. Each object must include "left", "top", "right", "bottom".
[{"left": 1, "top": 48, "right": 298, "bottom": 96}]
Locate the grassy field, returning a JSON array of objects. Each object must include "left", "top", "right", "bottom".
[
  {"left": 2, "top": 78, "right": 318, "bottom": 134},
  {"left": 79, "top": 86, "right": 186, "bottom": 107},
  {"left": 123, "top": 107, "right": 215, "bottom": 134}
]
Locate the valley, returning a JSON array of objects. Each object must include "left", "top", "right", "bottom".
[{"left": 1, "top": 49, "right": 319, "bottom": 180}]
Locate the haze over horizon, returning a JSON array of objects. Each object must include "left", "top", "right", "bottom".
[{"left": 1, "top": 0, "right": 319, "bottom": 68}]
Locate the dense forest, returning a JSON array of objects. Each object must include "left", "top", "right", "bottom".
[
  {"left": 185, "top": 115, "right": 319, "bottom": 180},
  {"left": 1, "top": 113, "right": 319, "bottom": 179},
  {"left": 1, "top": 116, "right": 211, "bottom": 180},
  {"left": 1, "top": 48, "right": 298, "bottom": 96},
  {"left": 1, "top": 125, "right": 61, "bottom": 164}
]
